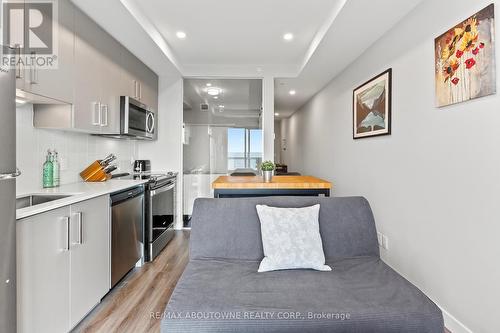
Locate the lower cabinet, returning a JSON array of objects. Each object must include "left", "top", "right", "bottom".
[
  {"left": 17, "top": 195, "right": 110, "bottom": 333},
  {"left": 69, "top": 196, "right": 110, "bottom": 328}
]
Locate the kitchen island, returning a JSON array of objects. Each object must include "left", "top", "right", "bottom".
[{"left": 212, "top": 175, "right": 332, "bottom": 198}]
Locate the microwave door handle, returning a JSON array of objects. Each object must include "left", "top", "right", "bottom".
[{"left": 146, "top": 113, "right": 155, "bottom": 134}]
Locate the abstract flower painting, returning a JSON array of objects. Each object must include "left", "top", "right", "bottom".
[
  {"left": 353, "top": 69, "right": 392, "bottom": 139},
  {"left": 435, "top": 4, "right": 496, "bottom": 107}
]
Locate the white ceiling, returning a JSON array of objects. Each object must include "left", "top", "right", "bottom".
[
  {"left": 274, "top": 0, "right": 423, "bottom": 118},
  {"left": 137, "top": 0, "right": 339, "bottom": 69},
  {"left": 72, "top": 0, "right": 423, "bottom": 117},
  {"left": 184, "top": 79, "right": 262, "bottom": 119}
]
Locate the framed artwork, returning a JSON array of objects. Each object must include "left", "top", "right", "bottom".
[
  {"left": 353, "top": 68, "right": 392, "bottom": 139},
  {"left": 435, "top": 4, "right": 496, "bottom": 107}
]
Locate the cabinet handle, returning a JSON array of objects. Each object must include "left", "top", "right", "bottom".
[
  {"left": 100, "top": 104, "right": 108, "bottom": 127},
  {"left": 30, "top": 51, "right": 38, "bottom": 84},
  {"left": 75, "top": 212, "right": 83, "bottom": 245},
  {"left": 138, "top": 82, "right": 142, "bottom": 100},
  {"left": 133, "top": 80, "right": 138, "bottom": 99},
  {"left": 15, "top": 44, "right": 23, "bottom": 79},
  {"left": 92, "top": 102, "right": 101, "bottom": 126},
  {"left": 63, "top": 216, "right": 70, "bottom": 251}
]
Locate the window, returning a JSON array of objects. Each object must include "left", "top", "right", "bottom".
[{"left": 228, "top": 128, "right": 262, "bottom": 171}]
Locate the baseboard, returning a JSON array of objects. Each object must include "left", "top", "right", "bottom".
[{"left": 438, "top": 304, "right": 473, "bottom": 333}]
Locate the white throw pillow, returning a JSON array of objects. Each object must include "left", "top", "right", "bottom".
[{"left": 256, "top": 204, "right": 332, "bottom": 273}]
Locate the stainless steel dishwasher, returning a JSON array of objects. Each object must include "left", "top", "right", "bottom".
[{"left": 110, "top": 186, "right": 145, "bottom": 287}]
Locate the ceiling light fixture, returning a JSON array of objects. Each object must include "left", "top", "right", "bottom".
[
  {"left": 283, "top": 33, "right": 294, "bottom": 41},
  {"left": 213, "top": 96, "right": 218, "bottom": 99},
  {"left": 206, "top": 83, "right": 212, "bottom": 87},
  {"left": 289, "top": 90, "right": 296, "bottom": 95},
  {"left": 274, "top": 113, "right": 280, "bottom": 116},
  {"left": 176, "top": 31, "right": 187, "bottom": 39},
  {"left": 219, "top": 105, "right": 225, "bottom": 108},
  {"left": 207, "top": 87, "right": 220, "bottom": 96}
]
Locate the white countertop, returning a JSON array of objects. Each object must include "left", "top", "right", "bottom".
[{"left": 16, "top": 179, "right": 149, "bottom": 220}]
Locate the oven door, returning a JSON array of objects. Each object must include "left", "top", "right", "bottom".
[
  {"left": 121, "top": 96, "right": 156, "bottom": 139},
  {"left": 148, "top": 180, "right": 175, "bottom": 260}
]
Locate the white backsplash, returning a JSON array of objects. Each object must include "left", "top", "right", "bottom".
[{"left": 16, "top": 104, "right": 138, "bottom": 194}]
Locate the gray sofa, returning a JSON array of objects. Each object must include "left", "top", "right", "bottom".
[{"left": 162, "top": 197, "right": 443, "bottom": 332}]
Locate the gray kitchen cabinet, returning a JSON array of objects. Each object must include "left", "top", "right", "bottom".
[
  {"left": 22, "top": 0, "right": 75, "bottom": 103},
  {"left": 17, "top": 195, "right": 111, "bottom": 333},
  {"left": 29, "top": 0, "right": 158, "bottom": 135},
  {"left": 69, "top": 195, "right": 110, "bottom": 328},
  {"left": 17, "top": 206, "right": 71, "bottom": 333},
  {"left": 14, "top": 0, "right": 74, "bottom": 104},
  {"left": 98, "top": 36, "right": 123, "bottom": 134},
  {"left": 121, "top": 48, "right": 158, "bottom": 111},
  {"left": 72, "top": 6, "right": 107, "bottom": 133},
  {"left": 72, "top": 6, "right": 125, "bottom": 134}
]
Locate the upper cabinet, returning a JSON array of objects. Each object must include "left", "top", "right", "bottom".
[
  {"left": 15, "top": 0, "right": 75, "bottom": 104},
  {"left": 73, "top": 6, "right": 123, "bottom": 134},
  {"left": 121, "top": 49, "right": 159, "bottom": 111},
  {"left": 27, "top": 0, "right": 158, "bottom": 136}
]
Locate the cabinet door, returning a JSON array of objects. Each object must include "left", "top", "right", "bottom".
[
  {"left": 120, "top": 44, "right": 159, "bottom": 110},
  {"left": 137, "top": 66, "right": 158, "bottom": 110},
  {"left": 17, "top": 206, "right": 71, "bottom": 333},
  {"left": 121, "top": 49, "right": 141, "bottom": 100},
  {"left": 69, "top": 195, "right": 110, "bottom": 329},
  {"left": 24, "top": 0, "right": 74, "bottom": 103},
  {"left": 72, "top": 7, "right": 103, "bottom": 133},
  {"left": 98, "top": 34, "right": 123, "bottom": 135}
]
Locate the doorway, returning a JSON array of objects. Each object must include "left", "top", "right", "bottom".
[{"left": 182, "top": 78, "right": 263, "bottom": 225}]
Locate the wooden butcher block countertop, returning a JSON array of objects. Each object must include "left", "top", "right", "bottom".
[{"left": 212, "top": 175, "right": 332, "bottom": 189}]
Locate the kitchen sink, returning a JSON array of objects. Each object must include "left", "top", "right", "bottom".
[{"left": 16, "top": 194, "right": 72, "bottom": 210}]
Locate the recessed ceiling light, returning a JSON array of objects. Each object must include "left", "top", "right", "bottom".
[
  {"left": 206, "top": 83, "right": 212, "bottom": 87},
  {"left": 176, "top": 31, "right": 187, "bottom": 39},
  {"left": 213, "top": 96, "right": 218, "bottom": 99},
  {"left": 274, "top": 113, "right": 280, "bottom": 116},
  {"left": 289, "top": 90, "right": 296, "bottom": 95},
  {"left": 219, "top": 105, "right": 225, "bottom": 108},
  {"left": 283, "top": 33, "right": 294, "bottom": 41},
  {"left": 207, "top": 87, "right": 220, "bottom": 96}
]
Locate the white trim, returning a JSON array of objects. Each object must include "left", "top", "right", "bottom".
[
  {"left": 438, "top": 304, "right": 474, "bottom": 333},
  {"left": 120, "top": 0, "right": 184, "bottom": 73},
  {"left": 298, "top": 0, "right": 348, "bottom": 73}
]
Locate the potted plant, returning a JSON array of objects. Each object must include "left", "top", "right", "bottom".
[{"left": 260, "top": 161, "right": 275, "bottom": 183}]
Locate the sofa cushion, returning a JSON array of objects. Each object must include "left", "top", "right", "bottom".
[
  {"left": 190, "top": 197, "right": 379, "bottom": 261},
  {"left": 256, "top": 204, "right": 331, "bottom": 272},
  {"left": 162, "top": 257, "right": 443, "bottom": 333}
]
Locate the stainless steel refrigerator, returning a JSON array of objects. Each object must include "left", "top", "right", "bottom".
[{"left": 0, "top": 48, "right": 18, "bottom": 331}]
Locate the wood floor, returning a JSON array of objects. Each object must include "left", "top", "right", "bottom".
[
  {"left": 73, "top": 231, "right": 190, "bottom": 333},
  {"left": 74, "top": 229, "right": 452, "bottom": 333}
]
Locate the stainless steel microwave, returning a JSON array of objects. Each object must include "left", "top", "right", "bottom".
[{"left": 120, "top": 96, "right": 157, "bottom": 140}]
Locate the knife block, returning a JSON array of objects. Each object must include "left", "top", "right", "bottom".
[{"left": 80, "top": 161, "right": 111, "bottom": 182}]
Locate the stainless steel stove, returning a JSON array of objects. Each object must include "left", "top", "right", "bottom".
[{"left": 115, "top": 167, "right": 177, "bottom": 262}]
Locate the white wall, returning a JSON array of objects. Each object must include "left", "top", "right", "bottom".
[
  {"left": 16, "top": 104, "right": 138, "bottom": 194},
  {"left": 274, "top": 120, "right": 282, "bottom": 163},
  {"left": 138, "top": 76, "right": 184, "bottom": 229},
  {"left": 262, "top": 76, "right": 275, "bottom": 161},
  {"left": 283, "top": 1, "right": 500, "bottom": 332}
]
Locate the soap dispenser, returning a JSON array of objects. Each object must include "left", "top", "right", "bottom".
[{"left": 42, "top": 150, "right": 54, "bottom": 188}]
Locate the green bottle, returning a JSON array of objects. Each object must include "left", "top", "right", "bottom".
[{"left": 42, "top": 150, "right": 54, "bottom": 188}]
